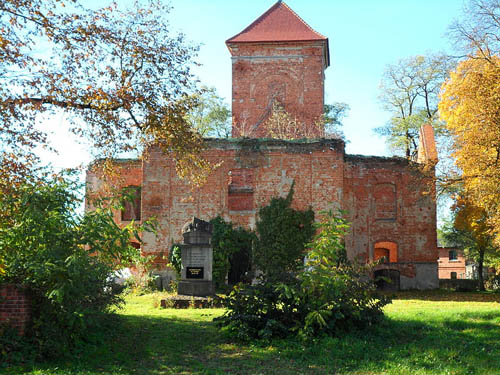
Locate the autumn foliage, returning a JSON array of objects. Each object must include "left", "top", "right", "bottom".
[
  {"left": 0, "top": 0, "right": 210, "bottom": 188},
  {"left": 439, "top": 56, "right": 500, "bottom": 244}
]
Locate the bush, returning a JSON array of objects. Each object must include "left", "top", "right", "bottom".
[
  {"left": 210, "top": 216, "right": 254, "bottom": 289},
  {"left": 254, "top": 183, "right": 314, "bottom": 281},
  {"left": 0, "top": 174, "right": 152, "bottom": 359},
  {"left": 216, "top": 210, "right": 390, "bottom": 340},
  {"left": 169, "top": 243, "right": 182, "bottom": 278}
]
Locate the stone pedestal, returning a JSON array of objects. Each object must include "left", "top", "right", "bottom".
[{"left": 177, "top": 217, "right": 215, "bottom": 297}]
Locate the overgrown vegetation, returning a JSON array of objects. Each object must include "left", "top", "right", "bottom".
[
  {"left": 0, "top": 174, "right": 153, "bottom": 361},
  {"left": 254, "top": 184, "right": 315, "bottom": 282},
  {"left": 216, "top": 210, "right": 389, "bottom": 340},
  {"left": 210, "top": 216, "right": 254, "bottom": 290}
]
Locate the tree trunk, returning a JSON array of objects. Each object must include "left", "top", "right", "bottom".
[{"left": 478, "top": 249, "right": 485, "bottom": 291}]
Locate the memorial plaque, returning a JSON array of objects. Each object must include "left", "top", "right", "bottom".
[
  {"left": 186, "top": 267, "right": 204, "bottom": 279},
  {"left": 188, "top": 248, "right": 207, "bottom": 266}
]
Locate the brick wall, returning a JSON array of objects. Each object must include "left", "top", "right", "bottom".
[
  {"left": 87, "top": 139, "right": 439, "bottom": 289},
  {"left": 343, "top": 155, "right": 438, "bottom": 264},
  {"left": 140, "top": 139, "right": 344, "bottom": 255},
  {"left": 229, "top": 42, "right": 326, "bottom": 138},
  {"left": 0, "top": 284, "right": 31, "bottom": 335}
]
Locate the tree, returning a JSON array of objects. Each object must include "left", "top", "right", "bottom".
[
  {"left": 439, "top": 196, "right": 498, "bottom": 290},
  {"left": 186, "top": 87, "right": 231, "bottom": 138},
  {"left": 448, "top": 0, "right": 500, "bottom": 61},
  {"left": 215, "top": 210, "right": 389, "bottom": 341},
  {"left": 439, "top": 55, "right": 500, "bottom": 245},
  {"left": 0, "top": 0, "right": 208, "bottom": 188},
  {"left": 210, "top": 216, "right": 254, "bottom": 289},
  {"left": 376, "top": 54, "right": 452, "bottom": 159},
  {"left": 323, "top": 102, "right": 350, "bottom": 138},
  {"left": 264, "top": 101, "right": 349, "bottom": 140}
]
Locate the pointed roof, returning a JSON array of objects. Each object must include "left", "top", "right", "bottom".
[{"left": 226, "top": 1, "right": 328, "bottom": 44}]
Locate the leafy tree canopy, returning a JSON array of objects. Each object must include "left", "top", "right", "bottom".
[
  {"left": 439, "top": 55, "right": 500, "bottom": 245},
  {"left": 0, "top": 0, "right": 210, "bottom": 188},
  {"left": 376, "top": 53, "right": 452, "bottom": 159},
  {"left": 186, "top": 87, "right": 231, "bottom": 138},
  {"left": 439, "top": 195, "right": 499, "bottom": 290}
]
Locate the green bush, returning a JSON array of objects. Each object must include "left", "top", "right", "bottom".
[
  {"left": 0, "top": 174, "right": 152, "bottom": 359},
  {"left": 169, "top": 243, "right": 182, "bottom": 278},
  {"left": 254, "top": 184, "right": 314, "bottom": 282},
  {"left": 210, "top": 216, "right": 254, "bottom": 289},
  {"left": 216, "top": 210, "right": 390, "bottom": 340}
]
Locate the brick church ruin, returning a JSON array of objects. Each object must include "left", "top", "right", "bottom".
[{"left": 87, "top": 1, "right": 439, "bottom": 289}]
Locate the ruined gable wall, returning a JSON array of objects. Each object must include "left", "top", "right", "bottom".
[
  {"left": 343, "top": 155, "right": 438, "bottom": 289},
  {"left": 230, "top": 42, "right": 325, "bottom": 138},
  {"left": 141, "top": 139, "right": 344, "bottom": 255}
]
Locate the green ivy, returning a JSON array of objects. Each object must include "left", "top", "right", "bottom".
[
  {"left": 210, "top": 216, "right": 254, "bottom": 290},
  {"left": 254, "top": 183, "right": 315, "bottom": 281}
]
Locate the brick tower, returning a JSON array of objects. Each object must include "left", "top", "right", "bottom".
[{"left": 226, "top": 1, "right": 330, "bottom": 138}]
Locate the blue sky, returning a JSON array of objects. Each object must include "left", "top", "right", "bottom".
[{"left": 42, "top": 0, "right": 466, "bottom": 168}]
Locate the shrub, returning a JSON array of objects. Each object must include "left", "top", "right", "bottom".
[
  {"left": 169, "top": 243, "right": 182, "bottom": 278},
  {"left": 210, "top": 216, "right": 254, "bottom": 289},
  {"left": 0, "top": 174, "right": 153, "bottom": 359},
  {"left": 216, "top": 210, "right": 390, "bottom": 340},
  {"left": 254, "top": 184, "right": 314, "bottom": 281}
]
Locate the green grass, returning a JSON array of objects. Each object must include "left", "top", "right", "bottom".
[{"left": 3, "top": 290, "right": 500, "bottom": 375}]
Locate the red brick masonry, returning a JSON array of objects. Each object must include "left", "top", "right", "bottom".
[{"left": 0, "top": 284, "right": 31, "bottom": 335}]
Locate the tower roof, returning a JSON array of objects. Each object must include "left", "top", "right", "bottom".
[{"left": 226, "top": 1, "right": 328, "bottom": 44}]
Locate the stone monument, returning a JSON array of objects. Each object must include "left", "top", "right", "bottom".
[{"left": 177, "top": 217, "right": 215, "bottom": 297}]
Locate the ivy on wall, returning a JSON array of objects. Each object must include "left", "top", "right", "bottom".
[{"left": 254, "top": 183, "right": 315, "bottom": 282}]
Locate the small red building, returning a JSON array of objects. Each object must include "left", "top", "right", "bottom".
[{"left": 437, "top": 247, "right": 466, "bottom": 279}]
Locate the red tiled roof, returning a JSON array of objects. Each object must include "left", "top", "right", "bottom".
[{"left": 226, "top": 1, "right": 327, "bottom": 43}]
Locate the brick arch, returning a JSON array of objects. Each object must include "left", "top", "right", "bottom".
[
  {"left": 373, "top": 240, "right": 398, "bottom": 263},
  {"left": 252, "top": 72, "right": 299, "bottom": 112}
]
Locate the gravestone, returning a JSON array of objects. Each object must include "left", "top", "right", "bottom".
[{"left": 177, "top": 217, "right": 215, "bottom": 297}]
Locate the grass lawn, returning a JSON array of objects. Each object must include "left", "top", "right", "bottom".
[{"left": 3, "top": 290, "right": 500, "bottom": 375}]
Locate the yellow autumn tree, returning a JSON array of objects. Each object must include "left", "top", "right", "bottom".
[
  {"left": 439, "top": 55, "right": 500, "bottom": 244},
  {"left": 453, "top": 196, "right": 497, "bottom": 290}
]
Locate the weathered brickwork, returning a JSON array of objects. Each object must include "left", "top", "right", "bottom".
[
  {"left": 0, "top": 284, "right": 31, "bottom": 335},
  {"left": 228, "top": 42, "right": 326, "bottom": 138},
  {"left": 87, "top": 139, "right": 439, "bottom": 289}
]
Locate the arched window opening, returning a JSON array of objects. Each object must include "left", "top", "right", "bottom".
[{"left": 374, "top": 241, "right": 398, "bottom": 263}]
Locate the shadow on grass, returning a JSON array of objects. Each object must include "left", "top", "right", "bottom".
[{"left": 6, "top": 309, "right": 500, "bottom": 375}]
